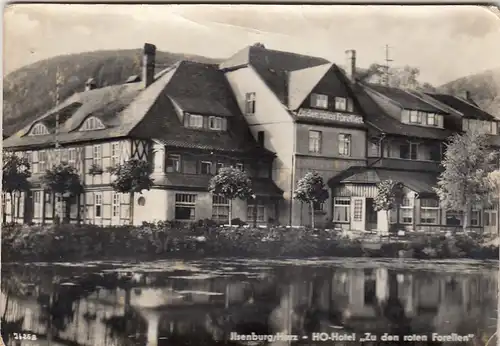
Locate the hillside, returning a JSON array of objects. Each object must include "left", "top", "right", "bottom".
[
  {"left": 2, "top": 49, "right": 220, "bottom": 137},
  {"left": 438, "top": 67, "right": 500, "bottom": 119}
]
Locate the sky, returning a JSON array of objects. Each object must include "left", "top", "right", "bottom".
[{"left": 3, "top": 4, "right": 500, "bottom": 85}]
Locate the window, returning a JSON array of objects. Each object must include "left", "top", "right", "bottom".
[
  {"left": 427, "top": 113, "right": 438, "bottom": 126},
  {"left": 80, "top": 116, "right": 105, "bottom": 131},
  {"left": 200, "top": 161, "right": 212, "bottom": 175},
  {"left": 410, "top": 143, "right": 418, "bottom": 160},
  {"left": 420, "top": 198, "right": 439, "bottom": 224},
  {"left": 34, "top": 191, "right": 41, "bottom": 204},
  {"left": 112, "top": 192, "right": 120, "bottom": 218},
  {"left": 94, "top": 193, "right": 102, "bottom": 218},
  {"left": 333, "top": 198, "right": 350, "bottom": 223},
  {"left": 216, "top": 163, "right": 224, "bottom": 174},
  {"left": 369, "top": 140, "right": 380, "bottom": 157},
  {"left": 175, "top": 194, "right": 196, "bottom": 220},
  {"left": 185, "top": 114, "right": 203, "bottom": 129},
  {"left": 446, "top": 211, "right": 462, "bottom": 226},
  {"left": 338, "top": 134, "right": 351, "bottom": 156},
  {"left": 68, "top": 148, "right": 76, "bottom": 166},
  {"left": 39, "top": 150, "right": 48, "bottom": 172},
  {"left": 309, "top": 131, "right": 322, "bottom": 153},
  {"left": 257, "top": 131, "right": 265, "bottom": 147},
  {"left": 166, "top": 154, "right": 181, "bottom": 173},
  {"left": 399, "top": 197, "right": 413, "bottom": 224},
  {"left": 310, "top": 93, "right": 328, "bottom": 109},
  {"left": 347, "top": 99, "right": 354, "bottom": 112},
  {"left": 353, "top": 200, "right": 363, "bottom": 221},
  {"left": 335, "top": 97, "right": 347, "bottom": 111},
  {"left": 26, "top": 151, "right": 33, "bottom": 165},
  {"left": 245, "top": 93, "right": 256, "bottom": 115},
  {"left": 93, "top": 145, "right": 102, "bottom": 166},
  {"left": 235, "top": 163, "right": 244, "bottom": 171},
  {"left": 409, "top": 110, "right": 420, "bottom": 124},
  {"left": 471, "top": 207, "right": 481, "bottom": 226},
  {"left": 212, "top": 195, "right": 229, "bottom": 222},
  {"left": 30, "top": 123, "right": 49, "bottom": 136},
  {"left": 485, "top": 211, "right": 497, "bottom": 227},
  {"left": 313, "top": 201, "right": 324, "bottom": 212},
  {"left": 209, "top": 116, "right": 223, "bottom": 130},
  {"left": 111, "top": 143, "right": 120, "bottom": 167},
  {"left": 247, "top": 204, "right": 265, "bottom": 222}
]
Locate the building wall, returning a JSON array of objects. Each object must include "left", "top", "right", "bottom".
[{"left": 224, "top": 66, "right": 295, "bottom": 225}]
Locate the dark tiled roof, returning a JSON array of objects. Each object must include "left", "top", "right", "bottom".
[
  {"left": 169, "top": 96, "right": 233, "bottom": 117},
  {"left": 153, "top": 174, "right": 283, "bottom": 197},
  {"left": 353, "top": 84, "right": 451, "bottom": 140},
  {"left": 425, "top": 93, "right": 496, "bottom": 121},
  {"left": 341, "top": 168, "right": 438, "bottom": 195},
  {"left": 367, "top": 84, "right": 445, "bottom": 113},
  {"left": 221, "top": 45, "right": 330, "bottom": 104}
]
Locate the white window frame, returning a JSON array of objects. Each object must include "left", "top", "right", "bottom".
[
  {"left": 200, "top": 161, "right": 212, "bottom": 175},
  {"left": 209, "top": 116, "right": 223, "bottom": 130},
  {"left": 399, "top": 197, "right": 413, "bottom": 224},
  {"left": 235, "top": 163, "right": 244, "bottom": 171},
  {"left": 216, "top": 162, "right": 224, "bottom": 174},
  {"left": 94, "top": 192, "right": 103, "bottom": 218},
  {"left": 30, "top": 123, "right": 50, "bottom": 136},
  {"left": 333, "top": 197, "right": 350, "bottom": 223},
  {"left": 334, "top": 97, "right": 347, "bottom": 111},
  {"left": 420, "top": 198, "right": 440, "bottom": 225},
  {"left": 446, "top": 210, "right": 463, "bottom": 226},
  {"left": 68, "top": 148, "right": 76, "bottom": 167},
  {"left": 427, "top": 113, "right": 437, "bottom": 126},
  {"left": 187, "top": 114, "right": 203, "bottom": 129},
  {"left": 471, "top": 206, "right": 481, "bottom": 226},
  {"left": 175, "top": 193, "right": 196, "bottom": 220},
  {"left": 34, "top": 191, "right": 41, "bottom": 204},
  {"left": 166, "top": 154, "right": 181, "bottom": 173},
  {"left": 112, "top": 192, "right": 120, "bottom": 218},
  {"left": 338, "top": 134, "right": 351, "bottom": 156},
  {"left": 311, "top": 93, "right": 329, "bottom": 109},
  {"left": 93, "top": 145, "right": 102, "bottom": 166},
  {"left": 111, "top": 143, "right": 120, "bottom": 167},
  {"left": 38, "top": 150, "right": 47, "bottom": 172},
  {"left": 409, "top": 110, "right": 420, "bottom": 124},
  {"left": 247, "top": 204, "right": 265, "bottom": 222},
  {"left": 80, "top": 116, "right": 105, "bottom": 131},
  {"left": 309, "top": 130, "right": 321, "bottom": 153},
  {"left": 212, "top": 195, "right": 229, "bottom": 222},
  {"left": 245, "top": 93, "right": 256, "bottom": 115}
]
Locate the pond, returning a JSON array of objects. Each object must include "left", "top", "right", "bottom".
[{"left": 1, "top": 258, "right": 498, "bottom": 346}]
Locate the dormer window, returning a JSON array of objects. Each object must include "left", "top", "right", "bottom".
[
  {"left": 80, "top": 116, "right": 105, "bottom": 131},
  {"left": 427, "top": 113, "right": 437, "bottom": 126},
  {"left": 310, "top": 94, "right": 328, "bottom": 109},
  {"left": 209, "top": 116, "right": 224, "bottom": 131},
  {"left": 334, "top": 97, "right": 347, "bottom": 111},
  {"left": 185, "top": 114, "right": 203, "bottom": 129},
  {"left": 409, "top": 110, "right": 420, "bottom": 124},
  {"left": 29, "top": 123, "right": 49, "bottom": 136}
]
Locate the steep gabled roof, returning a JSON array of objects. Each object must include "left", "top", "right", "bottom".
[
  {"left": 353, "top": 84, "right": 451, "bottom": 140},
  {"left": 366, "top": 84, "right": 445, "bottom": 113},
  {"left": 220, "top": 45, "right": 330, "bottom": 105},
  {"left": 425, "top": 93, "right": 496, "bottom": 121},
  {"left": 288, "top": 63, "right": 333, "bottom": 110}
]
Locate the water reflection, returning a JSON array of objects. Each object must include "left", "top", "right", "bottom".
[{"left": 1, "top": 260, "right": 497, "bottom": 346}]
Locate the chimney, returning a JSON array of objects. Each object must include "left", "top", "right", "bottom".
[
  {"left": 464, "top": 90, "right": 471, "bottom": 101},
  {"left": 85, "top": 78, "right": 97, "bottom": 91},
  {"left": 345, "top": 50, "right": 357, "bottom": 82},
  {"left": 142, "top": 43, "right": 157, "bottom": 88}
]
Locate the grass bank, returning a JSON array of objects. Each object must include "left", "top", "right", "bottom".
[{"left": 1, "top": 222, "right": 498, "bottom": 262}]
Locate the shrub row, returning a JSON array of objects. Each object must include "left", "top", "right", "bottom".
[{"left": 1, "top": 222, "right": 498, "bottom": 262}]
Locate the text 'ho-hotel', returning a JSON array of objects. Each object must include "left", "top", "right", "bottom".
[{"left": 4, "top": 42, "right": 500, "bottom": 234}]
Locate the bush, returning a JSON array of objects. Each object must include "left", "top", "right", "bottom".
[{"left": 1, "top": 223, "right": 498, "bottom": 262}]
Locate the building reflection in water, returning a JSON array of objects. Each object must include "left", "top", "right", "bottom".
[{"left": 1, "top": 262, "right": 497, "bottom": 346}]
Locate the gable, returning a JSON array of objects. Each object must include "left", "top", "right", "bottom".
[{"left": 288, "top": 63, "right": 333, "bottom": 110}]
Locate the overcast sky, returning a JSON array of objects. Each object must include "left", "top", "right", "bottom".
[{"left": 4, "top": 4, "right": 500, "bottom": 85}]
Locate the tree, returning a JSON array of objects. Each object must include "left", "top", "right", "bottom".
[
  {"left": 2, "top": 151, "right": 31, "bottom": 223},
  {"left": 434, "top": 129, "right": 497, "bottom": 234},
  {"left": 356, "top": 64, "right": 435, "bottom": 92},
  {"left": 373, "top": 179, "right": 404, "bottom": 234},
  {"left": 209, "top": 167, "right": 253, "bottom": 227},
  {"left": 41, "top": 162, "right": 83, "bottom": 223},
  {"left": 294, "top": 171, "right": 329, "bottom": 229},
  {"left": 108, "top": 159, "right": 154, "bottom": 225}
]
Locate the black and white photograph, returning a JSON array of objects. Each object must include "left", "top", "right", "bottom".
[{"left": 1, "top": 4, "right": 500, "bottom": 346}]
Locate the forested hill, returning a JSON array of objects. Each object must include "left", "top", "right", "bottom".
[{"left": 3, "top": 49, "right": 220, "bottom": 137}]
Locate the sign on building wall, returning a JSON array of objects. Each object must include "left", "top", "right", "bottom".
[{"left": 297, "top": 109, "right": 364, "bottom": 124}]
